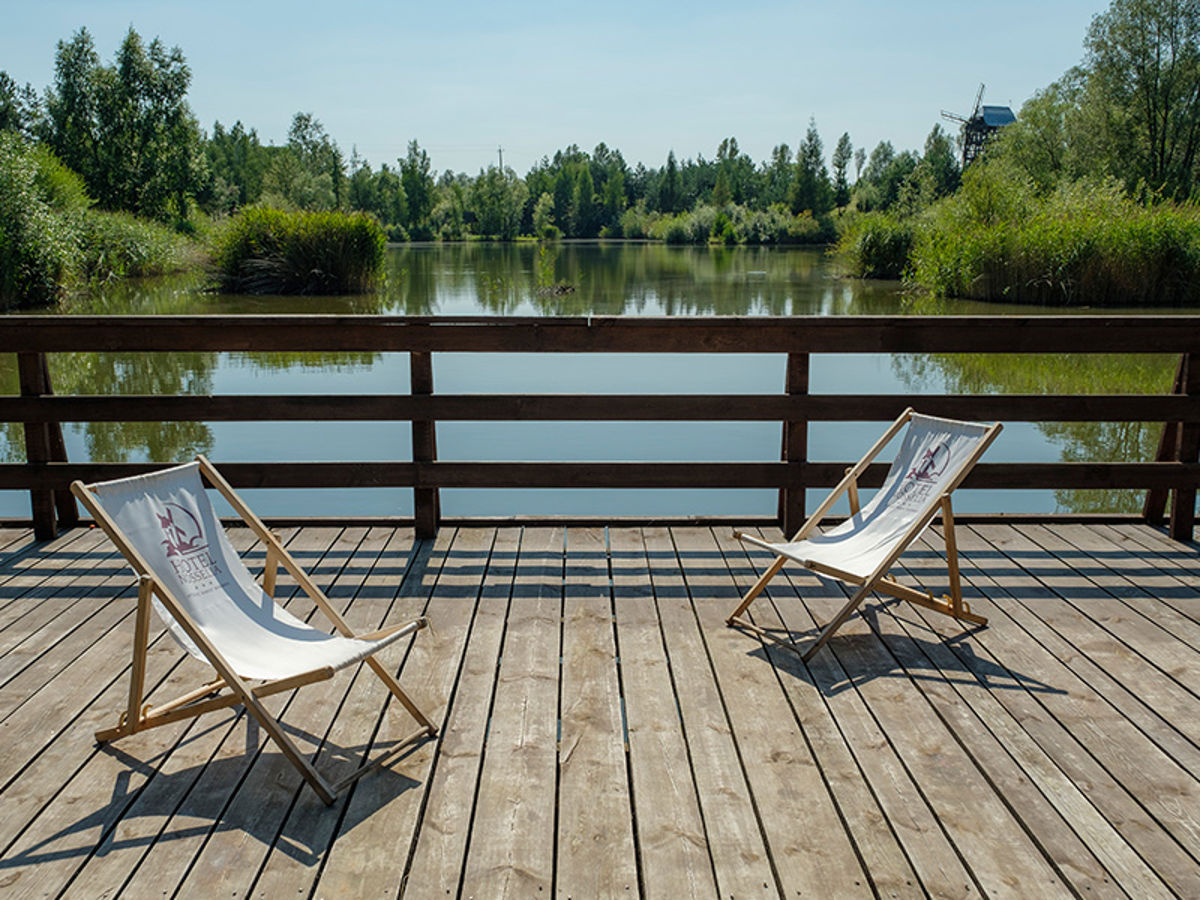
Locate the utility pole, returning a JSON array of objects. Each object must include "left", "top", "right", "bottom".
[{"left": 498, "top": 146, "right": 504, "bottom": 170}]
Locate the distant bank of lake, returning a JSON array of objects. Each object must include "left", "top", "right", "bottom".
[{"left": 0, "top": 242, "right": 1188, "bottom": 519}]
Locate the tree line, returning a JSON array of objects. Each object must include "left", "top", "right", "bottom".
[{"left": 0, "top": 26, "right": 961, "bottom": 243}]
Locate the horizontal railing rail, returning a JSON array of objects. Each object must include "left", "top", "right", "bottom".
[
  {"left": 4, "top": 314, "right": 1199, "bottom": 541},
  {"left": 6, "top": 314, "right": 1200, "bottom": 353}
]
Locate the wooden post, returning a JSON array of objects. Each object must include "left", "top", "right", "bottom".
[
  {"left": 18, "top": 353, "right": 58, "bottom": 540},
  {"left": 1144, "top": 353, "right": 1186, "bottom": 525},
  {"left": 39, "top": 353, "right": 78, "bottom": 528},
  {"left": 778, "top": 352, "right": 809, "bottom": 539},
  {"left": 410, "top": 351, "right": 440, "bottom": 538},
  {"left": 1169, "top": 352, "right": 1200, "bottom": 541}
]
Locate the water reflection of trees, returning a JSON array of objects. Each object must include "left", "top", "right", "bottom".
[
  {"left": 0, "top": 351, "right": 217, "bottom": 464},
  {"left": 380, "top": 242, "right": 905, "bottom": 317},
  {"left": 893, "top": 352, "right": 1177, "bottom": 513}
]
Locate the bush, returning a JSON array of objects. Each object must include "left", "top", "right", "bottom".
[
  {"left": 0, "top": 133, "right": 80, "bottom": 308},
  {"left": 77, "top": 209, "right": 193, "bottom": 282},
  {"left": 910, "top": 165, "right": 1200, "bottom": 305},
  {"left": 835, "top": 212, "right": 916, "bottom": 279},
  {"left": 210, "top": 207, "right": 386, "bottom": 294}
]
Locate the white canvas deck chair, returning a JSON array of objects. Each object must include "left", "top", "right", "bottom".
[
  {"left": 729, "top": 409, "right": 1002, "bottom": 662},
  {"left": 71, "top": 457, "right": 437, "bottom": 805}
]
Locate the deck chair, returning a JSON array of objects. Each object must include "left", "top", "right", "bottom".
[
  {"left": 729, "top": 409, "right": 1002, "bottom": 662},
  {"left": 71, "top": 456, "right": 437, "bottom": 805}
]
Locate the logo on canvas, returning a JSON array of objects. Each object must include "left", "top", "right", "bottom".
[
  {"left": 158, "top": 503, "right": 208, "bottom": 557},
  {"left": 907, "top": 442, "right": 949, "bottom": 483}
]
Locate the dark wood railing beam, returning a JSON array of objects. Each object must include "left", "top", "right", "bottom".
[
  {"left": 4, "top": 393, "right": 1198, "bottom": 423},
  {"left": 6, "top": 315, "right": 1200, "bottom": 354},
  {"left": 4, "top": 460, "right": 1198, "bottom": 492}
]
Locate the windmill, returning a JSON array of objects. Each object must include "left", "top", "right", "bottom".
[{"left": 942, "top": 84, "right": 1015, "bottom": 168}]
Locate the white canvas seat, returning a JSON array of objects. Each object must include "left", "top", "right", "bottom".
[
  {"left": 729, "top": 409, "right": 1002, "bottom": 662},
  {"left": 73, "top": 457, "right": 437, "bottom": 805}
]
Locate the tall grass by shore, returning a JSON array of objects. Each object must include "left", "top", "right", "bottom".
[
  {"left": 210, "top": 207, "right": 386, "bottom": 294},
  {"left": 837, "top": 165, "right": 1200, "bottom": 306},
  {"left": 1, "top": 134, "right": 193, "bottom": 308}
]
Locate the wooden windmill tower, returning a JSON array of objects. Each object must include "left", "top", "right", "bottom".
[{"left": 941, "top": 84, "right": 1015, "bottom": 168}]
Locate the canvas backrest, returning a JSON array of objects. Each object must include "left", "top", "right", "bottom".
[
  {"left": 823, "top": 413, "right": 995, "bottom": 554},
  {"left": 86, "top": 461, "right": 292, "bottom": 664}
]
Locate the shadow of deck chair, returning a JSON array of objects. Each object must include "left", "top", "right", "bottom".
[
  {"left": 729, "top": 408, "right": 1002, "bottom": 662},
  {"left": 71, "top": 456, "right": 437, "bottom": 805}
]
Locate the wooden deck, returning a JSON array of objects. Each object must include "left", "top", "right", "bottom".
[{"left": 1, "top": 520, "right": 1199, "bottom": 898}]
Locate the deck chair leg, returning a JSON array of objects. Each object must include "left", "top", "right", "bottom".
[
  {"left": 941, "top": 495, "right": 964, "bottom": 616},
  {"left": 97, "top": 576, "right": 155, "bottom": 743},
  {"left": 727, "top": 553, "right": 788, "bottom": 625},
  {"left": 366, "top": 656, "right": 437, "bottom": 734},
  {"left": 802, "top": 583, "right": 873, "bottom": 662},
  {"left": 236, "top": 686, "right": 337, "bottom": 805}
]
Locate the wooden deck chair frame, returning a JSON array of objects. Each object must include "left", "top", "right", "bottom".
[
  {"left": 728, "top": 408, "right": 1002, "bottom": 663},
  {"left": 71, "top": 456, "right": 437, "bottom": 806}
]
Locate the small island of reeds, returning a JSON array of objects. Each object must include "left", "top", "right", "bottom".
[{"left": 209, "top": 208, "right": 386, "bottom": 295}]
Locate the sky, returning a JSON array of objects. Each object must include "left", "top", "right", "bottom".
[{"left": 2, "top": 0, "right": 1110, "bottom": 175}]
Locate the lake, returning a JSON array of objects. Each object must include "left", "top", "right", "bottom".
[{"left": 0, "top": 242, "right": 1184, "bottom": 519}]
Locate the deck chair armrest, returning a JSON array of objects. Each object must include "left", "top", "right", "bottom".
[{"left": 786, "top": 408, "right": 914, "bottom": 541}]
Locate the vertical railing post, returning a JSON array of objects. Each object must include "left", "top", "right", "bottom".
[
  {"left": 410, "top": 351, "right": 440, "bottom": 539},
  {"left": 18, "top": 352, "right": 58, "bottom": 540},
  {"left": 1143, "top": 353, "right": 1185, "bottom": 525},
  {"left": 40, "top": 353, "right": 77, "bottom": 529},
  {"left": 1169, "top": 352, "right": 1199, "bottom": 541},
  {"left": 778, "top": 352, "right": 809, "bottom": 539}
]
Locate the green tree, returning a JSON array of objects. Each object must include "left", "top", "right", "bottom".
[
  {"left": 43, "top": 27, "right": 204, "bottom": 222},
  {"left": 432, "top": 170, "right": 468, "bottom": 239},
  {"left": 400, "top": 140, "right": 434, "bottom": 239},
  {"left": 763, "top": 143, "right": 793, "bottom": 207},
  {"left": 0, "top": 73, "right": 39, "bottom": 137},
  {"left": 789, "top": 119, "right": 833, "bottom": 215},
  {"left": 832, "top": 132, "right": 853, "bottom": 207},
  {"left": 532, "top": 190, "right": 558, "bottom": 238},
  {"left": 287, "top": 112, "right": 345, "bottom": 207},
  {"left": 570, "top": 165, "right": 599, "bottom": 236},
  {"left": 918, "top": 124, "right": 961, "bottom": 198},
  {"left": 657, "top": 150, "right": 682, "bottom": 213},
  {"left": 470, "top": 165, "right": 528, "bottom": 239},
  {"left": 1084, "top": 0, "right": 1200, "bottom": 198},
  {"left": 204, "top": 120, "right": 268, "bottom": 212}
]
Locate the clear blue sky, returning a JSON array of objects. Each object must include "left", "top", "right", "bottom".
[{"left": 2, "top": 0, "right": 1108, "bottom": 174}]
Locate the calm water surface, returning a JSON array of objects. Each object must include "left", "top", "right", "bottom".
[{"left": 0, "top": 243, "right": 1184, "bottom": 518}]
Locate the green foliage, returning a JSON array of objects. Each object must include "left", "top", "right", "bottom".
[
  {"left": 29, "top": 143, "right": 90, "bottom": 213},
  {"left": 0, "top": 133, "right": 79, "bottom": 306},
  {"left": 831, "top": 133, "right": 853, "bottom": 207},
  {"left": 470, "top": 165, "right": 529, "bottom": 239},
  {"left": 835, "top": 211, "right": 916, "bottom": 279},
  {"left": 400, "top": 140, "right": 435, "bottom": 240},
  {"left": 789, "top": 119, "right": 834, "bottom": 215},
  {"left": 204, "top": 120, "right": 269, "bottom": 212},
  {"left": 0, "top": 71, "right": 39, "bottom": 137},
  {"left": 76, "top": 209, "right": 192, "bottom": 281},
  {"left": 1085, "top": 0, "right": 1200, "bottom": 199},
  {"left": 909, "top": 162, "right": 1200, "bottom": 304},
  {"left": 532, "top": 191, "right": 560, "bottom": 239},
  {"left": 210, "top": 207, "right": 385, "bottom": 294},
  {"left": 42, "top": 27, "right": 205, "bottom": 223}
]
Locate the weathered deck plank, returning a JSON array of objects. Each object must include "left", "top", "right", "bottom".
[
  {"left": 458, "top": 526, "right": 562, "bottom": 899},
  {"left": 0, "top": 522, "right": 1199, "bottom": 899},
  {"left": 555, "top": 527, "right": 638, "bottom": 898},
  {"left": 401, "top": 527, "right": 514, "bottom": 898},
  {"left": 609, "top": 527, "right": 716, "bottom": 900},
  {"left": 642, "top": 526, "right": 778, "bottom": 898}
]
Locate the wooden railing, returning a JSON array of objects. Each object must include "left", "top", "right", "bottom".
[{"left": 4, "top": 314, "right": 1200, "bottom": 541}]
